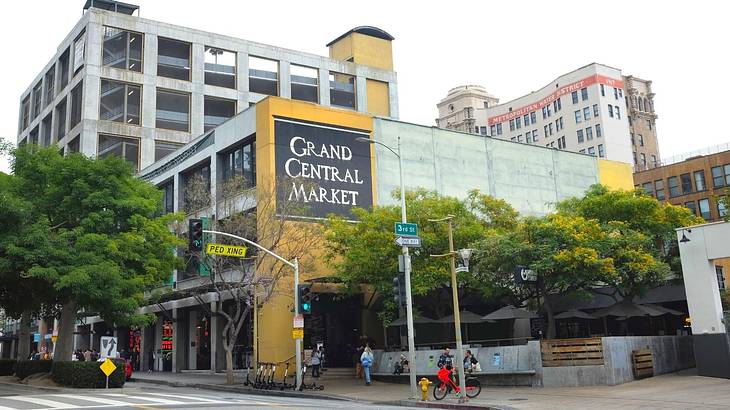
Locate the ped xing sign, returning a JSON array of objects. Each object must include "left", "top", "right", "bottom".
[{"left": 206, "top": 243, "right": 248, "bottom": 258}]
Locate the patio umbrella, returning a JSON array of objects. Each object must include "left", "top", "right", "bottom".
[
  {"left": 643, "top": 304, "right": 684, "bottom": 316},
  {"left": 482, "top": 305, "right": 537, "bottom": 320},
  {"left": 593, "top": 301, "right": 664, "bottom": 318},
  {"left": 388, "top": 315, "right": 437, "bottom": 326},
  {"left": 554, "top": 309, "right": 597, "bottom": 320},
  {"left": 437, "top": 310, "right": 486, "bottom": 324}
]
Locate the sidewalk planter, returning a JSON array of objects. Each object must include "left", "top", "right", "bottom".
[
  {"left": 51, "top": 359, "right": 126, "bottom": 388},
  {"left": 15, "top": 360, "right": 53, "bottom": 379},
  {"left": 0, "top": 359, "right": 16, "bottom": 376}
]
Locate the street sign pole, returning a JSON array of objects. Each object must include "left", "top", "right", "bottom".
[{"left": 397, "top": 137, "right": 418, "bottom": 400}]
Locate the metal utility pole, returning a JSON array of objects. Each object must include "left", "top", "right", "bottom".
[
  {"left": 356, "top": 136, "right": 418, "bottom": 399},
  {"left": 428, "top": 216, "right": 468, "bottom": 403},
  {"left": 203, "top": 230, "right": 302, "bottom": 390}
]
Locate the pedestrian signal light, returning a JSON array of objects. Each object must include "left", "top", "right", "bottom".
[{"left": 189, "top": 219, "right": 203, "bottom": 251}]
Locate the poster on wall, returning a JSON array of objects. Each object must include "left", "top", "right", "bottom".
[{"left": 275, "top": 118, "right": 373, "bottom": 219}]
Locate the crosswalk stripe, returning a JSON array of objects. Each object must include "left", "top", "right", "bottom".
[
  {"left": 52, "top": 394, "right": 131, "bottom": 406},
  {"left": 2, "top": 396, "right": 79, "bottom": 409},
  {"left": 142, "top": 392, "right": 228, "bottom": 403},
  {"left": 0, "top": 404, "right": 18, "bottom": 410},
  {"left": 103, "top": 393, "right": 187, "bottom": 405}
]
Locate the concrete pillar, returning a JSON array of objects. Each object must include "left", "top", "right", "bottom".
[
  {"left": 318, "top": 68, "right": 330, "bottom": 107},
  {"left": 38, "top": 319, "right": 47, "bottom": 353},
  {"left": 388, "top": 81, "right": 399, "bottom": 119},
  {"left": 154, "top": 317, "right": 162, "bottom": 371},
  {"left": 142, "top": 34, "right": 158, "bottom": 130},
  {"left": 210, "top": 302, "right": 219, "bottom": 372},
  {"left": 278, "top": 61, "right": 291, "bottom": 99},
  {"left": 139, "top": 325, "right": 147, "bottom": 371},
  {"left": 236, "top": 51, "right": 249, "bottom": 110},
  {"left": 188, "top": 310, "right": 198, "bottom": 370},
  {"left": 356, "top": 75, "right": 367, "bottom": 113},
  {"left": 172, "top": 308, "right": 182, "bottom": 372}
]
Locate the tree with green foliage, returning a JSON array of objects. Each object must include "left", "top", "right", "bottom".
[
  {"left": 0, "top": 145, "right": 183, "bottom": 361},
  {"left": 472, "top": 214, "right": 615, "bottom": 338},
  {"left": 324, "top": 189, "right": 518, "bottom": 322},
  {"left": 718, "top": 189, "right": 729, "bottom": 222},
  {"left": 556, "top": 184, "right": 702, "bottom": 299}
]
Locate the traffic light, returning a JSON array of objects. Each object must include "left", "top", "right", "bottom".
[
  {"left": 298, "top": 284, "right": 313, "bottom": 314},
  {"left": 393, "top": 272, "right": 406, "bottom": 307},
  {"left": 189, "top": 218, "right": 203, "bottom": 251}
]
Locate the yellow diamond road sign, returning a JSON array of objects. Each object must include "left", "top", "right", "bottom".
[
  {"left": 100, "top": 358, "right": 117, "bottom": 377},
  {"left": 292, "top": 328, "right": 304, "bottom": 340},
  {"left": 206, "top": 243, "right": 248, "bottom": 258}
]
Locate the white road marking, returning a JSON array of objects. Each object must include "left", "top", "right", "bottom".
[
  {"left": 103, "top": 393, "right": 187, "bottom": 405},
  {"left": 142, "top": 392, "right": 229, "bottom": 403},
  {"left": 52, "top": 394, "right": 132, "bottom": 406},
  {"left": 2, "top": 396, "right": 77, "bottom": 409}
]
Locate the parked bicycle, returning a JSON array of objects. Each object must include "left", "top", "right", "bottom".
[{"left": 433, "top": 366, "right": 481, "bottom": 400}]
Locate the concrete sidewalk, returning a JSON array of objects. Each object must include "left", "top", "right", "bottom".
[{"left": 130, "top": 368, "right": 730, "bottom": 409}]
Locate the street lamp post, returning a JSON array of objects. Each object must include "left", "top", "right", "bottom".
[
  {"left": 428, "top": 215, "right": 468, "bottom": 403},
  {"left": 356, "top": 136, "right": 418, "bottom": 399}
]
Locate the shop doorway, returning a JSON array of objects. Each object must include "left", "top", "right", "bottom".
[
  {"left": 304, "top": 293, "right": 361, "bottom": 368},
  {"left": 195, "top": 315, "right": 211, "bottom": 370}
]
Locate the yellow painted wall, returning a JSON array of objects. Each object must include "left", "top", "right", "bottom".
[
  {"left": 254, "top": 97, "right": 376, "bottom": 366},
  {"left": 598, "top": 159, "right": 635, "bottom": 190},
  {"left": 366, "top": 79, "right": 390, "bottom": 117},
  {"left": 328, "top": 33, "right": 394, "bottom": 71}
]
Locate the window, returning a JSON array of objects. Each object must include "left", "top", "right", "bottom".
[
  {"left": 685, "top": 201, "right": 697, "bottom": 215},
  {"left": 517, "top": 134, "right": 522, "bottom": 143},
  {"left": 579, "top": 149, "right": 585, "bottom": 154},
  {"left": 694, "top": 171, "right": 707, "bottom": 191},
  {"left": 638, "top": 134, "right": 644, "bottom": 146},
  {"left": 586, "top": 127, "right": 593, "bottom": 141},
  {"left": 155, "top": 140, "right": 184, "bottom": 162},
  {"left": 72, "top": 30, "right": 86, "bottom": 74},
  {"left": 20, "top": 96, "right": 30, "bottom": 131},
  {"left": 577, "top": 129, "right": 584, "bottom": 143},
  {"left": 655, "top": 179, "right": 665, "bottom": 200},
  {"left": 555, "top": 117, "right": 562, "bottom": 132},
  {"left": 183, "top": 163, "right": 211, "bottom": 212},
  {"left": 597, "top": 143, "right": 605, "bottom": 157},
  {"left": 509, "top": 119, "right": 515, "bottom": 131},
  {"left": 583, "top": 107, "right": 591, "bottom": 121},
  {"left": 647, "top": 119, "right": 652, "bottom": 130},
  {"left": 587, "top": 146, "right": 596, "bottom": 156},
  {"left": 542, "top": 106, "right": 547, "bottom": 119},
  {"left": 574, "top": 110, "right": 582, "bottom": 124},
  {"left": 515, "top": 117, "right": 522, "bottom": 129},
  {"left": 530, "top": 111, "right": 537, "bottom": 123},
  {"left": 718, "top": 201, "right": 728, "bottom": 218},
  {"left": 631, "top": 133, "right": 635, "bottom": 145},
  {"left": 526, "top": 133, "right": 531, "bottom": 143},
  {"left": 546, "top": 105, "right": 551, "bottom": 117},
  {"left": 532, "top": 129, "right": 538, "bottom": 142},
  {"left": 711, "top": 166, "right": 725, "bottom": 187},
  {"left": 44, "top": 66, "right": 55, "bottom": 107},
  {"left": 619, "top": 88, "right": 623, "bottom": 98},
  {"left": 157, "top": 37, "right": 191, "bottom": 81},
  {"left": 593, "top": 104, "right": 599, "bottom": 117},
  {"left": 67, "top": 135, "right": 80, "bottom": 154},
  {"left": 668, "top": 176, "right": 680, "bottom": 197},
  {"left": 717, "top": 266, "right": 726, "bottom": 291},
  {"left": 681, "top": 173, "right": 692, "bottom": 194},
  {"left": 698, "top": 198, "right": 711, "bottom": 220},
  {"left": 59, "top": 48, "right": 70, "bottom": 90},
  {"left": 571, "top": 91, "right": 578, "bottom": 104},
  {"left": 600, "top": 84, "right": 605, "bottom": 96},
  {"left": 98, "top": 134, "right": 139, "bottom": 171},
  {"left": 160, "top": 180, "right": 175, "bottom": 214},
  {"left": 100, "top": 80, "right": 140, "bottom": 125},
  {"left": 41, "top": 114, "right": 52, "bottom": 146},
  {"left": 608, "top": 105, "right": 614, "bottom": 118},
  {"left": 595, "top": 124, "right": 602, "bottom": 138},
  {"left": 102, "top": 27, "right": 142, "bottom": 72},
  {"left": 29, "top": 127, "right": 39, "bottom": 145},
  {"left": 548, "top": 123, "right": 553, "bottom": 135},
  {"left": 70, "top": 81, "right": 83, "bottom": 128},
  {"left": 640, "top": 153, "right": 647, "bottom": 168},
  {"left": 32, "top": 82, "right": 42, "bottom": 120},
  {"left": 489, "top": 125, "right": 495, "bottom": 136},
  {"left": 558, "top": 136, "right": 566, "bottom": 149},
  {"left": 555, "top": 97, "right": 561, "bottom": 112},
  {"left": 329, "top": 72, "right": 356, "bottom": 109},
  {"left": 633, "top": 152, "right": 637, "bottom": 165},
  {"left": 642, "top": 182, "right": 654, "bottom": 196},
  {"left": 222, "top": 139, "right": 256, "bottom": 188},
  {"left": 204, "top": 46, "right": 236, "bottom": 88},
  {"left": 613, "top": 87, "right": 618, "bottom": 99},
  {"left": 55, "top": 98, "right": 67, "bottom": 140},
  {"left": 248, "top": 56, "right": 279, "bottom": 96},
  {"left": 496, "top": 123, "right": 502, "bottom": 135},
  {"left": 156, "top": 89, "right": 190, "bottom": 131},
  {"left": 651, "top": 155, "right": 657, "bottom": 167},
  {"left": 544, "top": 125, "right": 548, "bottom": 137},
  {"left": 523, "top": 114, "right": 529, "bottom": 126},
  {"left": 204, "top": 97, "right": 236, "bottom": 132},
  {"left": 615, "top": 106, "right": 621, "bottom": 119},
  {"left": 581, "top": 87, "right": 588, "bottom": 101}
]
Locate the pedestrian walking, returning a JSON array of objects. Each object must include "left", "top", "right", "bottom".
[
  {"left": 360, "top": 345, "right": 374, "bottom": 386},
  {"left": 83, "top": 348, "right": 92, "bottom": 362},
  {"left": 311, "top": 347, "right": 322, "bottom": 378},
  {"left": 463, "top": 350, "right": 480, "bottom": 373}
]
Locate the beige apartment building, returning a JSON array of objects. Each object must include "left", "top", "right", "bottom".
[
  {"left": 435, "top": 85, "right": 499, "bottom": 134},
  {"left": 625, "top": 75, "right": 660, "bottom": 172}
]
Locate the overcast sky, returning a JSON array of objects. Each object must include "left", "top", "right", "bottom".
[{"left": 2, "top": 0, "right": 728, "bottom": 173}]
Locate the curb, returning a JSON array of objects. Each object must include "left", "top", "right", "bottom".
[
  {"left": 380, "top": 400, "right": 512, "bottom": 410},
  {"left": 129, "top": 377, "right": 353, "bottom": 402}
]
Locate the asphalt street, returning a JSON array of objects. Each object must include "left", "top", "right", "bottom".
[{"left": 0, "top": 383, "right": 424, "bottom": 410}]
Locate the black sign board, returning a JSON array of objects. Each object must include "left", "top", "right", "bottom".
[
  {"left": 514, "top": 265, "right": 538, "bottom": 284},
  {"left": 275, "top": 118, "right": 373, "bottom": 219}
]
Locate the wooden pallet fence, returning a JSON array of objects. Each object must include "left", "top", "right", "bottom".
[
  {"left": 632, "top": 347, "right": 654, "bottom": 378},
  {"left": 541, "top": 338, "right": 605, "bottom": 367}
]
